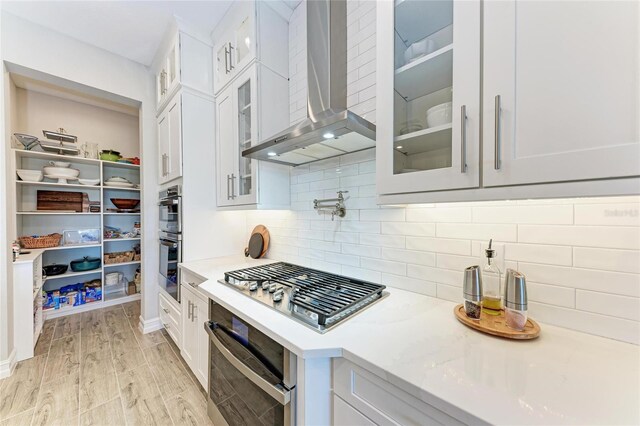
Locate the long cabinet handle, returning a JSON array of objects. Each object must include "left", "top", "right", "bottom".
[
  {"left": 228, "top": 43, "right": 235, "bottom": 70},
  {"left": 226, "top": 174, "right": 231, "bottom": 200},
  {"left": 231, "top": 173, "right": 236, "bottom": 199},
  {"left": 494, "top": 95, "right": 501, "bottom": 170},
  {"left": 193, "top": 305, "right": 198, "bottom": 321},
  {"left": 460, "top": 105, "right": 467, "bottom": 173},
  {"left": 224, "top": 46, "right": 230, "bottom": 74}
]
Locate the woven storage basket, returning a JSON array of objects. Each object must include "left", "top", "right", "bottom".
[
  {"left": 19, "top": 233, "right": 62, "bottom": 249},
  {"left": 104, "top": 251, "right": 135, "bottom": 265}
]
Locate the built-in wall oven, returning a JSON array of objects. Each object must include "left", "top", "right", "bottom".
[
  {"left": 158, "top": 185, "right": 182, "bottom": 302},
  {"left": 205, "top": 301, "right": 297, "bottom": 426}
]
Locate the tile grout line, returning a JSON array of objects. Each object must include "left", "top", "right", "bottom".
[{"left": 28, "top": 318, "right": 57, "bottom": 426}]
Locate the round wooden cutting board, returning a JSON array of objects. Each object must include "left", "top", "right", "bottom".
[{"left": 245, "top": 225, "right": 270, "bottom": 258}]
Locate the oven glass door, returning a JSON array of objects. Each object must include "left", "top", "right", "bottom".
[
  {"left": 207, "top": 303, "right": 292, "bottom": 425},
  {"left": 158, "top": 198, "right": 181, "bottom": 233},
  {"left": 159, "top": 238, "right": 180, "bottom": 301}
]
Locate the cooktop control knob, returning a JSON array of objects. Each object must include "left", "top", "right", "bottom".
[
  {"left": 262, "top": 282, "right": 270, "bottom": 291},
  {"left": 248, "top": 282, "right": 258, "bottom": 292},
  {"left": 273, "top": 289, "right": 284, "bottom": 302},
  {"left": 269, "top": 283, "right": 277, "bottom": 293}
]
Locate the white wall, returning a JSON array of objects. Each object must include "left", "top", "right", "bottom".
[
  {"left": 245, "top": 1, "right": 640, "bottom": 345},
  {"left": 14, "top": 88, "right": 140, "bottom": 158},
  {"left": 0, "top": 11, "right": 159, "bottom": 370}
]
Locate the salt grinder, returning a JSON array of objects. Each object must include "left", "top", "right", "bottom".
[
  {"left": 463, "top": 265, "right": 483, "bottom": 320},
  {"left": 504, "top": 270, "right": 528, "bottom": 330}
]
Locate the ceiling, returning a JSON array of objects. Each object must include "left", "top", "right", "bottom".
[{"left": 1, "top": 0, "right": 241, "bottom": 66}]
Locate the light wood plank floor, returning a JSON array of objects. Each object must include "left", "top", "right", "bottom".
[{"left": 0, "top": 301, "right": 212, "bottom": 426}]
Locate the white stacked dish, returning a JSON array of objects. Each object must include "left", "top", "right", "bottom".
[
  {"left": 426, "top": 102, "right": 453, "bottom": 128},
  {"left": 16, "top": 169, "right": 43, "bottom": 182},
  {"left": 104, "top": 176, "right": 134, "bottom": 188},
  {"left": 78, "top": 178, "right": 101, "bottom": 186},
  {"left": 43, "top": 166, "right": 80, "bottom": 184}
]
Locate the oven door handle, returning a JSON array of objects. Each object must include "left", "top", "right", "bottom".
[
  {"left": 160, "top": 239, "right": 178, "bottom": 248},
  {"left": 205, "top": 321, "right": 291, "bottom": 405},
  {"left": 158, "top": 198, "right": 179, "bottom": 207}
]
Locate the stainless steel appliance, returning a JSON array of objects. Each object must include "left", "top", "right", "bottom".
[
  {"left": 159, "top": 231, "right": 181, "bottom": 302},
  {"left": 158, "top": 185, "right": 182, "bottom": 234},
  {"left": 218, "top": 262, "right": 387, "bottom": 333},
  {"left": 242, "top": 0, "right": 375, "bottom": 166},
  {"left": 206, "top": 302, "right": 296, "bottom": 426},
  {"left": 158, "top": 185, "right": 182, "bottom": 302}
]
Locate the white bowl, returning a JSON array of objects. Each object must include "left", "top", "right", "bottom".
[
  {"left": 426, "top": 102, "right": 453, "bottom": 128},
  {"left": 43, "top": 166, "right": 80, "bottom": 178},
  {"left": 105, "top": 176, "right": 129, "bottom": 183},
  {"left": 48, "top": 161, "right": 71, "bottom": 168},
  {"left": 16, "top": 169, "right": 43, "bottom": 182},
  {"left": 78, "top": 178, "right": 100, "bottom": 186}
]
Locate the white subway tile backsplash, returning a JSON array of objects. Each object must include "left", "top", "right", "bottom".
[
  {"left": 381, "top": 222, "right": 435, "bottom": 237},
  {"left": 381, "top": 274, "right": 437, "bottom": 297},
  {"left": 573, "top": 247, "right": 640, "bottom": 274},
  {"left": 576, "top": 290, "right": 640, "bottom": 321},
  {"left": 472, "top": 204, "right": 574, "bottom": 224},
  {"left": 406, "top": 207, "right": 471, "bottom": 223},
  {"left": 504, "top": 243, "right": 573, "bottom": 266},
  {"left": 406, "top": 237, "right": 471, "bottom": 255},
  {"left": 518, "top": 225, "right": 640, "bottom": 250},
  {"left": 574, "top": 203, "right": 640, "bottom": 226},
  {"left": 262, "top": 1, "right": 640, "bottom": 345},
  {"left": 437, "top": 223, "right": 518, "bottom": 242},
  {"left": 382, "top": 248, "right": 436, "bottom": 266}
]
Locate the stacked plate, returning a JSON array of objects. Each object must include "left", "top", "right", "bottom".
[{"left": 104, "top": 176, "right": 134, "bottom": 188}]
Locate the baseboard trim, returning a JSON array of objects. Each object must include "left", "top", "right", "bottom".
[
  {"left": 0, "top": 348, "right": 17, "bottom": 379},
  {"left": 140, "top": 316, "right": 163, "bottom": 334}
]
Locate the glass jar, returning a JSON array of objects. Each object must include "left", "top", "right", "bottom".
[{"left": 482, "top": 239, "right": 502, "bottom": 315}]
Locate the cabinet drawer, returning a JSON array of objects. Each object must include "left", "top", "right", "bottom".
[
  {"left": 333, "top": 358, "right": 466, "bottom": 426},
  {"left": 159, "top": 292, "right": 182, "bottom": 346},
  {"left": 334, "top": 394, "right": 376, "bottom": 426},
  {"left": 180, "top": 268, "right": 205, "bottom": 287}
]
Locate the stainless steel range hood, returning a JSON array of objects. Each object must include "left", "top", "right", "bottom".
[{"left": 242, "top": 0, "right": 376, "bottom": 166}]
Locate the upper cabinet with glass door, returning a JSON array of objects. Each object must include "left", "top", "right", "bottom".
[
  {"left": 213, "top": 1, "right": 289, "bottom": 95},
  {"left": 376, "top": 0, "right": 481, "bottom": 196}
]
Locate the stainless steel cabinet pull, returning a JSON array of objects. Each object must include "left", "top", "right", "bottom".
[
  {"left": 193, "top": 305, "right": 198, "bottom": 321},
  {"left": 460, "top": 105, "right": 467, "bottom": 173},
  {"left": 231, "top": 173, "right": 236, "bottom": 199},
  {"left": 224, "top": 46, "right": 229, "bottom": 74},
  {"left": 228, "top": 43, "right": 235, "bottom": 70},
  {"left": 494, "top": 95, "right": 501, "bottom": 170},
  {"left": 226, "top": 174, "right": 231, "bottom": 200},
  {"left": 187, "top": 301, "right": 192, "bottom": 320}
]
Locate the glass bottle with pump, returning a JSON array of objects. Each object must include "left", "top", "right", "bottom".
[{"left": 482, "top": 239, "right": 502, "bottom": 315}]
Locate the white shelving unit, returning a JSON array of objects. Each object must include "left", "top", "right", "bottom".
[{"left": 14, "top": 148, "right": 143, "bottom": 320}]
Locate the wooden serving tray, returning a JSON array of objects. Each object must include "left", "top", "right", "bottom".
[{"left": 454, "top": 304, "right": 540, "bottom": 340}]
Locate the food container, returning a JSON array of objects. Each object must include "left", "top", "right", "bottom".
[
  {"left": 63, "top": 229, "right": 101, "bottom": 246},
  {"left": 69, "top": 256, "right": 101, "bottom": 272},
  {"left": 504, "top": 270, "right": 528, "bottom": 331},
  {"left": 426, "top": 102, "right": 453, "bottom": 128},
  {"left": 16, "top": 169, "right": 44, "bottom": 182},
  {"left": 42, "top": 264, "right": 68, "bottom": 276},
  {"left": 463, "top": 265, "right": 483, "bottom": 320},
  {"left": 100, "top": 150, "right": 121, "bottom": 161}
]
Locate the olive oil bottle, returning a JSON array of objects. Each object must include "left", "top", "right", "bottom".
[{"left": 482, "top": 239, "right": 503, "bottom": 315}]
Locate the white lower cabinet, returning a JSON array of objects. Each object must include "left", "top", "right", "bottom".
[
  {"left": 159, "top": 291, "right": 182, "bottom": 348},
  {"left": 13, "top": 251, "right": 44, "bottom": 362},
  {"left": 333, "top": 358, "right": 468, "bottom": 426},
  {"left": 180, "top": 272, "right": 208, "bottom": 389}
]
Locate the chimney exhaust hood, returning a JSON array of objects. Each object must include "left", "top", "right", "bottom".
[{"left": 242, "top": 0, "right": 376, "bottom": 166}]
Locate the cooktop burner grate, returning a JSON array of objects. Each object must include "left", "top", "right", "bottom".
[{"left": 223, "top": 262, "right": 386, "bottom": 328}]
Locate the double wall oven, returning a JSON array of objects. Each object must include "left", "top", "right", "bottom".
[
  {"left": 205, "top": 302, "right": 297, "bottom": 426},
  {"left": 158, "top": 185, "right": 182, "bottom": 302}
]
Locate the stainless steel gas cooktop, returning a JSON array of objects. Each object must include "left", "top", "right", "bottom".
[{"left": 219, "top": 262, "right": 387, "bottom": 333}]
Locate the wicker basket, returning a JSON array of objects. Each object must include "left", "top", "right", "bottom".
[
  {"left": 19, "top": 233, "right": 62, "bottom": 249},
  {"left": 104, "top": 251, "right": 135, "bottom": 265}
]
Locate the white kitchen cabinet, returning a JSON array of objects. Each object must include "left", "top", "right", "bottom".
[
  {"left": 180, "top": 269, "right": 208, "bottom": 389},
  {"left": 158, "top": 92, "right": 183, "bottom": 184},
  {"left": 483, "top": 0, "right": 640, "bottom": 187},
  {"left": 376, "top": 0, "right": 481, "bottom": 195},
  {"left": 333, "top": 358, "right": 467, "bottom": 426},
  {"left": 155, "top": 31, "right": 214, "bottom": 111},
  {"left": 216, "top": 64, "right": 290, "bottom": 208},
  {"left": 377, "top": 0, "right": 640, "bottom": 204},
  {"left": 212, "top": 1, "right": 288, "bottom": 95},
  {"left": 13, "top": 250, "right": 44, "bottom": 362},
  {"left": 159, "top": 290, "right": 182, "bottom": 348}
]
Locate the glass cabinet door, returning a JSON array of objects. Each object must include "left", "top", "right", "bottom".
[
  {"left": 377, "top": 0, "right": 480, "bottom": 195},
  {"left": 393, "top": 0, "right": 454, "bottom": 175},
  {"left": 237, "top": 78, "right": 252, "bottom": 197}
]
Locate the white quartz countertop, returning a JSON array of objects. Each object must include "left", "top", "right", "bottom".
[{"left": 181, "top": 255, "right": 640, "bottom": 425}]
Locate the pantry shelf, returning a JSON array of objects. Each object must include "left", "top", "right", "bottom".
[
  {"left": 16, "top": 181, "right": 101, "bottom": 190},
  {"left": 395, "top": 44, "right": 453, "bottom": 101},
  {"left": 44, "top": 268, "right": 102, "bottom": 282},
  {"left": 104, "top": 261, "right": 141, "bottom": 268}
]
